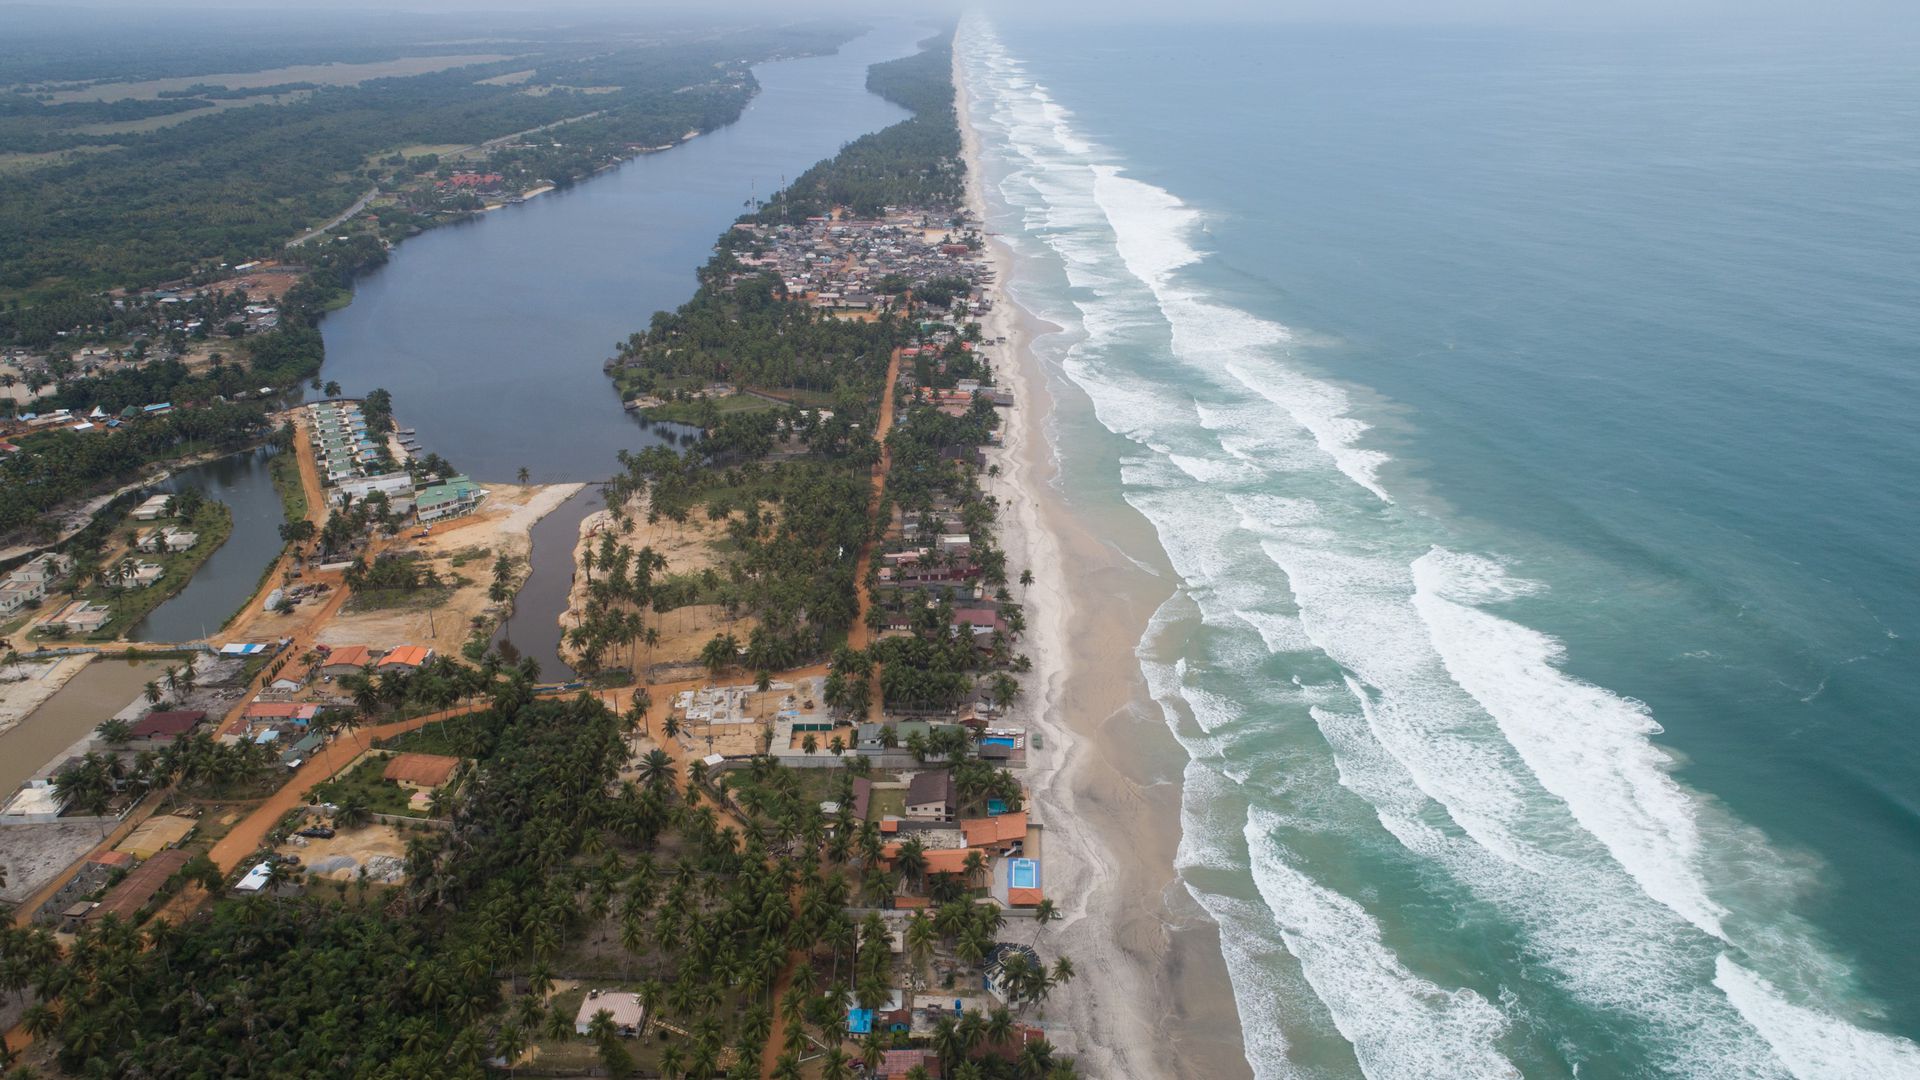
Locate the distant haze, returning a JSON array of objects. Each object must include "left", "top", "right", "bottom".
[{"left": 7, "top": 0, "right": 1920, "bottom": 27}]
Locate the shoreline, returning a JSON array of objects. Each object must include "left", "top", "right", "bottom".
[{"left": 954, "top": 38, "right": 1255, "bottom": 1080}]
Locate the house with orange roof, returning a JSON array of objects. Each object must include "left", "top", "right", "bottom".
[
  {"left": 382, "top": 752, "right": 460, "bottom": 791},
  {"left": 922, "top": 847, "right": 973, "bottom": 877},
  {"left": 376, "top": 644, "right": 433, "bottom": 670},
  {"left": 960, "top": 810, "right": 1027, "bottom": 852},
  {"left": 319, "top": 645, "right": 373, "bottom": 677}
]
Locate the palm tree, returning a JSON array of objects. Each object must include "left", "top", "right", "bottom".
[
  {"left": 261, "top": 857, "right": 298, "bottom": 894},
  {"left": 586, "top": 1008, "right": 617, "bottom": 1046},
  {"left": 494, "top": 1020, "right": 528, "bottom": 1076},
  {"left": 985, "top": 1006, "right": 1015, "bottom": 1047},
  {"left": 1032, "top": 898, "right": 1056, "bottom": 929},
  {"left": 335, "top": 793, "right": 373, "bottom": 829},
  {"left": 963, "top": 849, "right": 987, "bottom": 888},
  {"left": 636, "top": 749, "right": 675, "bottom": 789}
]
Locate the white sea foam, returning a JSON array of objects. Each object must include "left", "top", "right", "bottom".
[
  {"left": 1411, "top": 547, "right": 1731, "bottom": 940},
  {"left": 1243, "top": 808, "right": 1523, "bottom": 1080},
  {"left": 1715, "top": 955, "right": 1920, "bottom": 1079},
  {"left": 964, "top": 18, "right": 1913, "bottom": 1078},
  {"left": 1086, "top": 166, "right": 1394, "bottom": 501}
]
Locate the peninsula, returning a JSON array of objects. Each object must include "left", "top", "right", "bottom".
[{"left": 0, "top": 21, "right": 1100, "bottom": 1080}]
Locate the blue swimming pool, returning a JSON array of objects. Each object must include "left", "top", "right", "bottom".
[
  {"left": 1009, "top": 858, "right": 1039, "bottom": 889},
  {"left": 983, "top": 736, "right": 1017, "bottom": 749}
]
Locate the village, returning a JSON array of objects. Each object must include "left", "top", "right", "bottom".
[{"left": 0, "top": 183, "right": 1078, "bottom": 1076}]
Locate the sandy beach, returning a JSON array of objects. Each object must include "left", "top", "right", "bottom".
[{"left": 954, "top": 43, "right": 1255, "bottom": 1080}]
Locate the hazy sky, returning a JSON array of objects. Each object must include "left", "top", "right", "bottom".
[{"left": 12, "top": 0, "right": 1919, "bottom": 24}]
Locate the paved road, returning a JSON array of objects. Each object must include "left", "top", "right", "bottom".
[{"left": 289, "top": 187, "right": 379, "bottom": 247}]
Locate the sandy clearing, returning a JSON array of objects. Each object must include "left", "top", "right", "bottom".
[{"left": 314, "top": 482, "right": 581, "bottom": 652}]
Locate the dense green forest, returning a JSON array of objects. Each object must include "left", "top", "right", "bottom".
[
  {"left": 0, "top": 20, "right": 858, "bottom": 294},
  {"left": 4, "top": 665, "right": 1079, "bottom": 1078},
  {"left": 33, "top": 689, "right": 624, "bottom": 1077},
  {"left": 0, "top": 402, "right": 271, "bottom": 538}
]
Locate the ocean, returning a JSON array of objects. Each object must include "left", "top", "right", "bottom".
[{"left": 959, "top": 15, "right": 1920, "bottom": 1079}]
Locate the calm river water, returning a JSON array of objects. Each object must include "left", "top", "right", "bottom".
[
  {"left": 128, "top": 447, "right": 287, "bottom": 643},
  {"left": 121, "top": 22, "right": 929, "bottom": 664},
  {"left": 314, "top": 20, "right": 933, "bottom": 675},
  {"left": 313, "top": 20, "right": 927, "bottom": 484}
]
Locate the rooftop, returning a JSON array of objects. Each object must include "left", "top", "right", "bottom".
[
  {"left": 383, "top": 752, "right": 460, "bottom": 788},
  {"left": 129, "top": 709, "right": 206, "bottom": 739},
  {"left": 91, "top": 849, "right": 191, "bottom": 922}
]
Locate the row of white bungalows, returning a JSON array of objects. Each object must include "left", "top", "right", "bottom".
[
  {"left": 0, "top": 551, "right": 74, "bottom": 618},
  {"left": 307, "top": 400, "right": 383, "bottom": 482}
]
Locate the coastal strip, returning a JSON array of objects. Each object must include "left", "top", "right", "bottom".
[{"left": 953, "top": 29, "right": 1257, "bottom": 1080}]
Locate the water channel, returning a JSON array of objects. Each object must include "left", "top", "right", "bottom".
[
  {"left": 311, "top": 20, "right": 925, "bottom": 483},
  {"left": 116, "top": 22, "right": 930, "bottom": 673},
  {"left": 128, "top": 447, "right": 288, "bottom": 643}
]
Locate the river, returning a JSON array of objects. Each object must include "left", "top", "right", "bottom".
[
  {"left": 0, "top": 658, "right": 173, "bottom": 794},
  {"left": 128, "top": 21, "right": 932, "bottom": 672},
  {"left": 128, "top": 447, "right": 287, "bottom": 643},
  {"left": 311, "top": 20, "right": 927, "bottom": 484}
]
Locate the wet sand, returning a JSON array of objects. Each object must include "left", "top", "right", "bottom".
[{"left": 956, "top": 41, "right": 1255, "bottom": 1080}]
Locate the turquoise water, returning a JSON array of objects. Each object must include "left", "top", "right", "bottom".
[
  {"left": 1011, "top": 858, "right": 1040, "bottom": 889},
  {"left": 962, "top": 16, "right": 1920, "bottom": 1078}
]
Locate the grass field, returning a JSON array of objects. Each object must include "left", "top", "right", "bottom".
[
  {"left": 40, "top": 55, "right": 519, "bottom": 104},
  {"left": 0, "top": 146, "right": 121, "bottom": 174}
]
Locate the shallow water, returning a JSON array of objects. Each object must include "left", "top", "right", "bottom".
[{"left": 0, "top": 659, "right": 173, "bottom": 793}]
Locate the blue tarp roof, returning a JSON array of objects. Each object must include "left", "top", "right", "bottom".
[{"left": 847, "top": 1008, "right": 874, "bottom": 1035}]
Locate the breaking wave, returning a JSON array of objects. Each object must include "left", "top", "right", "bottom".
[{"left": 958, "top": 14, "right": 1920, "bottom": 1079}]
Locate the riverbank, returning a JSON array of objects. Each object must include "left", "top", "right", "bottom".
[
  {"left": 0, "top": 654, "right": 93, "bottom": 739},
  {"left": 954, "top": 37, "right": 1254, "bottom": 1079},
  {"left": 285, "top": 481, "right": 582, "bottom": 655},
  {"left": 558, "top": 493, "right": 744, "bottom": 681}
]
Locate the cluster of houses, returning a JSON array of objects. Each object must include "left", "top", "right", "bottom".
[
  {"left": 308, "top": 400, "right": 484, "bottom": 523},
  {"left": 307, "top": 399, "right": 388, "bottom": 483},
  {"left": 3, "top": 402, "right": 173, "bottom": 438},
  {"left": 218, "top": 641, "right": 435, "bottom": 740},
  {"left": 0, "top": 551, "right": 72, "bottom": 619},
  {"left": 724, "top": 208, "right": 992, "bottom": 318},
  {"left": 4, "top": 547, "right": 119, "bottom": 635},
  {"left": 874, "top": 505, "right": 1014, "bottom": 660},
  {"left": 434, "top": 171, "right": 505, "bottom": 193}
]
